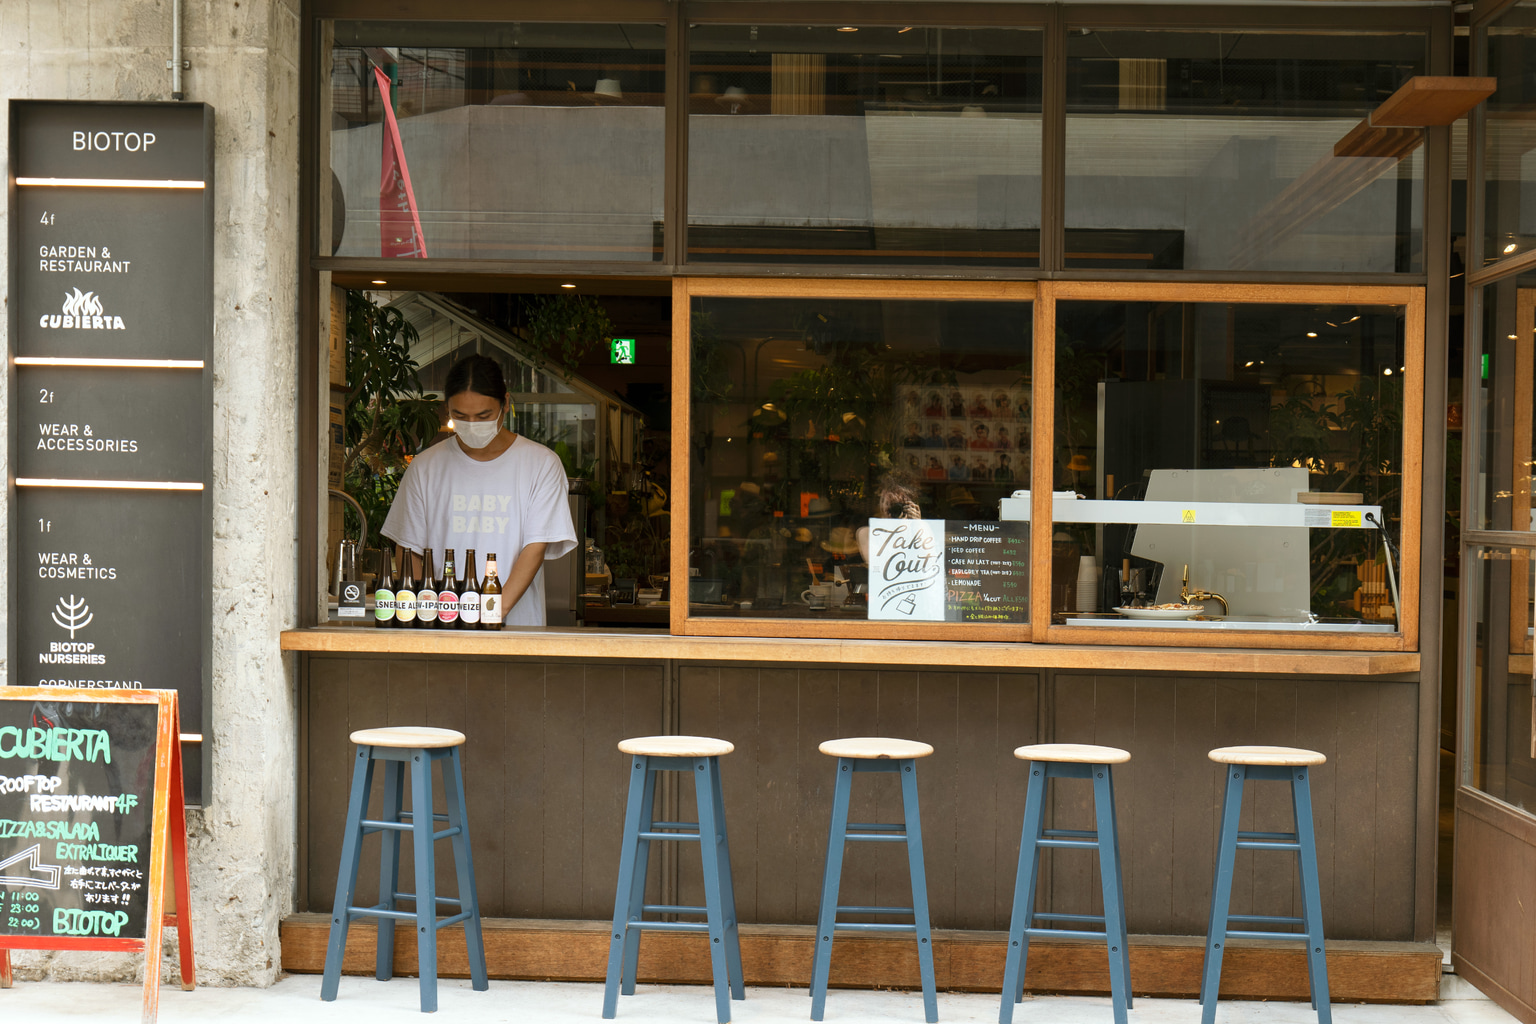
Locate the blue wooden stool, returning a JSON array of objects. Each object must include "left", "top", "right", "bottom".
[
  {"left": 1200, "top": 746, "right": 1330, "bottom": 1024},
  {"left": 810, "top": 737, "right": 937, "bottom": 1023},
  {"left": 320, "top": 727, "right": 488, "bottom": 1013},
  {"left": 1001, "top": 743, "right": 1131, "bottom": 1024},
  {"left": 603, "top": 735, "right": 743, "bottom": 1023}
]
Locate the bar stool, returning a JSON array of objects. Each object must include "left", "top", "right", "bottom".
[
  {"left": 810, "top": 737, "right": 937, "bottom": 1024},
  {"left": 1001, "top": 744, "right": 1131, "bottom": 1024},
  {"left": 321, "top": 726, "right": 487, "bottom": 1013},
  {"left": 603, "top": 735, "right": 743, "bottom": 1023},
  {"left": 1200, "top": 746, "right": 1330, "bottom": 1024}
]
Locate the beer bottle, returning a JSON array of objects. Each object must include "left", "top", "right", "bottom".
[
  {"left": 437, "top": 550, "right": 459, "bottom": 628},
  {"left": 481, "top": 553, "right": 503, "bottom": 630},
  {"left": 374, "top": 546, "right": 396, "bottom": 628},
  {"left": 395, "top": 548, "right": 418, "bottom": 628},
  {"left": 416, "top": 548, "right": 439, "bottom": 627},
  {"left": 460, "top": 549, "right": 482, "bottom": 628}
]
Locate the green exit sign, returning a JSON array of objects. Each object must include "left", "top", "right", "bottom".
[{"left": 610, "top": 338, "right": 637, "bottom": 364}]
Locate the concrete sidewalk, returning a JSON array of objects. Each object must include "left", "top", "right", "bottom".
[{"left": 0, "top": 973, "right": 1519, "bottom": 1024}]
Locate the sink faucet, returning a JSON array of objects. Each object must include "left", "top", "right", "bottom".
[{"left": 1181, "top": 564, "right": 1229, "bottom": 616}]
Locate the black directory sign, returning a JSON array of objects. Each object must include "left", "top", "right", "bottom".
[
  {"left": 0, "top": 695, "right": 159, "bottom": 941},
  {"left": 944, "top": 520, "right": 1030, "bottom": 623},
  {"left": 8, "top": 101, "right": 213, "bottom": 803}
]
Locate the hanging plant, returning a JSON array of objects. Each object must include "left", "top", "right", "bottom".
[{"left": 518, "top": 293, "right": 615, "bottom": 376}]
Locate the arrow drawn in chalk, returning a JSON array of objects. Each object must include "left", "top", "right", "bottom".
[{"left": 0, "top": 844, "right": 62, "bottom": 890}]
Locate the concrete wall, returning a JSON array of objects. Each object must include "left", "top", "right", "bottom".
[{"left": 0, "top": 0, "right": 301, "bottom": 986}]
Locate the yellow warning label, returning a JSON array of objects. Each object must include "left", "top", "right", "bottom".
[
  {"left": 1331, "top": 510, "right": 1363, "bottom": 529},
  {"left": 1181, "top": 509, "right": 1197, "bottom": 524}
]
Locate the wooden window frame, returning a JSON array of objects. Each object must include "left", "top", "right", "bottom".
[{"left": 673, "top": 277, "right": 1424, "bottom": 650}]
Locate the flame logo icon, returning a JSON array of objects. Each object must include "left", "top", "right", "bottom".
[{"left": 61, "top": 288, "right": 103, "bottom": 317}]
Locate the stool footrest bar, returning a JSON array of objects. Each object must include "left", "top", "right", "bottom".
[
  {"left": 649, "top": 821, "right": 699, "bottom": 830},
  {"left": 642, "top": 904, "right": 707, "bottom": 915},
  {"left": 835, "top": 905, "right": 914, "bottom": 915},
  {"left": 431, "top": 826, "right": 462, "bottom": 841},
  {"left": 347, "top": 906, "right": 418, "bottom": 922},
  {"left": 1228, "top": 913, "right": 1305, "bottom": 925},
  {"left": 398, "top": 811, "right": 450, "bottom": 822},
  {"left": 1024, "top": 927, "right": 1109, "bottom": 941},
  {"left": 1235, "top": 840, "right": 1300, "bottom": 851},
  {"left": 1038, "top": 838, "right": 1099, "bottom": 849},
  {"left": 1223, "top": 929, "right": 1307, "bottom": 941},
  {"left": 831, "top": 922, "right": 917, "bottom": 933},
  {"left": 845, "top": 833, "right": 909, "bottom": 843},
  {"left": 433, "top": 911, "right": 472, "bottom": 930},
  {"left": 625, "top": 920, "right": 711, "bottom": 933},
  {"left": 1033, "top": 912, "right": 1106, "bottom": 924},
  {"left": 360, "top": 820, "right": 412, "bottom": 832},
  {"left": 391, "top": 893, "right": 462, "bottom": 906},
  {"left": 1237, "top": 830, "right": 1297, "bottom": 841},
  {"left": 847, "top": 822, "right": 905, "bottom": 831},
  {"left": 638, "top": 830, "right": 700, "bottom": 841},
  {"left": 1043, "top": 828, "right": 1097, "bottom": 838}
]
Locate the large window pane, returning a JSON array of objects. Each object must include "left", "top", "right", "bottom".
[
  {"left": 1474, "top": 276, "right": 1536, "bottom": 533},
  {"left": 1465, "top": 544, "right": 1536, "bottom": 810},
  {"left": 688, "top": 26, "right": 1043, "bottom": 267},
  {"left": 325, "top": 22, "right": 666, "bottom": 261},
  {"left": 1065, "top": 30, "right": 1425, "bottom": 272},
  {"left": 690, "top": 295, "right": 1032, "bottom": 622},
  {"left": 1050, "top": 300, "right": 1407, "bottom": 634},
  {"left": 1483, "top": 4, "right": 1536, "bottom": 266}
]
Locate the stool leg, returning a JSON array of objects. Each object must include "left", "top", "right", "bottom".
[
  {"left": 998, "top": 762, "right": 1047, "bottom": 1024},
  {"left": 1200, "top": 767, "right": 1246, "bottom": 1024},
  {"left": 1103, "top": 764, "right": 1133, "bottom": 1009},
  {"left": 443, "top": 747, "right": 488, "bottom": 992},
  {"left": 322, "top": 746, "right": 375, "bottom": 1002},
  {"left": 1092, "top": 765, "right": 1130, "bottom": 1024},
  {"left": 376, "top": 759, "right": 404, "bottom": 982},
  {"left": 708, "top": 756, "right": 746, "bottom": 1001},
  {"left": 695, "top": 756, "right": 734, "bottom": 1024},
  {"left": 899, "top": 759, "right": 938, "bottom": 1024},
  {"left": 620, "top": 763, "right": 659, "bottom": 995},
  {"left": 1291, "top": 770, "right": 1332, "bottom": 1024},
  {"left": 810, "top": 758, "right": 854, "bottom": 1022},
  {"left": 409, "top": 751, "right": 439, "bottom": 1013},
  {"left": 604, "top": 755, "right": 652, "bottom": 1019}
]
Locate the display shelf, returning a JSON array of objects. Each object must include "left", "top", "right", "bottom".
[{"left": 1000, "top": 495, "right": 1384, "bottom": 529}]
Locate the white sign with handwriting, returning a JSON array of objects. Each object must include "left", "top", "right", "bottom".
[{"left": 867, "top": 518, "right": 946, "bottom": 621}]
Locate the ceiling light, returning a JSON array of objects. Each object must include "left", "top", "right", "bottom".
[
  {"left": 1306, "top": 332, "right": 1318, "bottom": 338},
  {"left": 560, "top": 283, "right": 576, "bottom": 289},
  {"left": 1383, "top": 367, "right": 1393, "bottom": 375},
  {"left": 837, "top": 26, "right": 858, "bottom": 32},
  {"left": 371, "top": 279, "right": 387, "bottom": 285},
  {"left": 897, "top": 26, "right": 913, "bottom": 33},
  {"left": 1244, "top": 361, "right": 1255, "bottom": 368},
  {"left": 1505, "top": 242, "right": 1519, "bottom": 254}
]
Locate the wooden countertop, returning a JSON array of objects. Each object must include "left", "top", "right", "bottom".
[{"left": 280, "top": 626, "right": 1419, "bottom": 676}]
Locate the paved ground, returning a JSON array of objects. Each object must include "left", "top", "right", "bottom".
[{"left": 0, "top": 973, "right": 1519, "bottom": 1024}]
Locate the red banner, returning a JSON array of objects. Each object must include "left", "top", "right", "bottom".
[{"left": 375, "top": 67, "right": 428, "bottom": 258}]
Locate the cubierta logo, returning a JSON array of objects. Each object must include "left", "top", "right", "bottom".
[{"left": 38, "top": 288, "right": 126, "bottom": 331}]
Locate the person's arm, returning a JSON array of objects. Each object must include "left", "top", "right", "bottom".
[{"left": 501, "top": 542, "right": 548, "bottom": 612}]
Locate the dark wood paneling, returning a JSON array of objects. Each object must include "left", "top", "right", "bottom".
[
  {"left": 1454, "top": 790, "right": 1536, "bottom": 1023},
  {"left": 302, "top": 656, "right": 1417, "bottom": 941}
]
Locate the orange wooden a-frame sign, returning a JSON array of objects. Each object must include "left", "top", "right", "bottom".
[{"left": 0, "top": 687, "right": 195, "bottom": 1024}]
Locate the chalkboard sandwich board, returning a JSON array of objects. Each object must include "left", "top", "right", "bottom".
[{"left": 0, "top": 687, "right": 194, "bottom": 1023}]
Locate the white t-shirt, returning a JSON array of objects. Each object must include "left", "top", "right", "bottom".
[{"left": 381, "top": 434, "right": 577, "bottom": 626}]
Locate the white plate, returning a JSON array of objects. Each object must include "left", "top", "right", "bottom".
[{"left": 1114, "top": 606, "right": 1201, "bottom": 620}]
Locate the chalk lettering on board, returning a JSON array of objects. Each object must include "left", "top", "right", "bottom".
[
  {"left": 0, "top": 845, "right": 62, "bottom": 890},
  {"left": 0, "top": 726, "right": 112, "bottom": 763},
  {"left": 52, "top": 907, "right": 130, "bottom": 936}
]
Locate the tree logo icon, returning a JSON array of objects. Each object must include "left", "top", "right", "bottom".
[{"left": 52, "top": 595, "right": 93, "bottom": 638}]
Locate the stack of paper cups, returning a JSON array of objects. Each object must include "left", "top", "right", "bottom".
[{"left": 1076, "top": 555, "right": 1099, "bottom": 613}]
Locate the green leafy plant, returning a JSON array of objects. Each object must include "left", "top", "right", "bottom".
[
  {"left": 519, "top": 293, "right": 615, "bottom": 376},
  {"left": 342, "top": 290, "right": 440, "bottom": 551}
]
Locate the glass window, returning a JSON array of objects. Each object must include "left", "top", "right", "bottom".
[
  {"left": 1483, "top": 4, "right": 1536, "bottom": 267},
  {"left": 689, "top": 294, "right": 1032, "bottom": 623},
  {"left": 1065, "top": 29, "right": 1425, "bottom": 272},
  {"left": 687, "top": 26, "right": 1043, "bottom": 267},
  {"left": 324, "top": 21, "right": 666, "bottom": 261},
  {"left": 1464, "top": 544, "right": 1536, "bottom": 811},
  {"left": 1049, "top": 299, "right": 1408, "bottom": 634},
  {"left": 1474, "top": 276, "right": 1536, "bottom": 533}
]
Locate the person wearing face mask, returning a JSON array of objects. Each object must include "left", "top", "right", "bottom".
[{"left": 381, "top": 354, "right": 577, "bottom": 626}]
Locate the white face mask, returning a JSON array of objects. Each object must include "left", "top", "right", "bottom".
[{"left": 453, "top": 418, "right": 502, "bottom": 450}]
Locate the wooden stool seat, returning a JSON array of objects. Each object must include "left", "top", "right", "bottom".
[
  {"left": 1015, "top": 742, "right": 1131, "bottom": 765},
  {"left": 617, "top": 734, "right": 734, "bottom": 757},
  {"left": 818, "top": 736, "right": 934, "bottom": 760},
  {"left": 348, "top": 726, "right": 465, "bottom": 749},
  {"left": 1208, "top": 745, "right": 1325, "bottom": 766}
]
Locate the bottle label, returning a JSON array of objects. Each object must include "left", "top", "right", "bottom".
[
  {"left": 482, "top": 594, "right": 502, "bottom": 626},
  {"left": 396, "top": 589, "right": 417, "bottom": 623},
  {"left": 438, "top": 591, "right": 459, "bottom": 624},
  {"left": 374, "top": 588, "right": 396, "bottom": 621},
  {"left": 417, "top": 588, "right": 438, "bottom": 623},
  {"left": 460, "top": 591, "right": 481, "bottom": 625}
]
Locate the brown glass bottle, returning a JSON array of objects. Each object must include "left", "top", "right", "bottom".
[
  {"left": 437, "top": 550, "right": 459, "bottom": 628},
  {"left": 416, "top": 548, "right": 439, "bottom": 627},
  {"left": 481, "top": 553, "right": 503, "bottom": 630},
  {"left": 374, "top": 545, "right": 396, "bottom": 628},
  {"left": 460, "top": 549, "right": 482, "bottom": 628}
]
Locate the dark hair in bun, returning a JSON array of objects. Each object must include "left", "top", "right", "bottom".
[{"left": 444, "top": 355, "right": 506, "bottom": 404}]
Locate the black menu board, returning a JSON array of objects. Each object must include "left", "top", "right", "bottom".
[
  {"left": 944, "top": 520, "right": 1030, "bottom": 623},
  {"left": 0, "top": 694, "right": 158, "bottom": 941},
  {"left": 8, "top": 101, "right": 214, "bottom": 803}
]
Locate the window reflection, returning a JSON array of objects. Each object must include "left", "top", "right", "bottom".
[
  {"left": 1475, "top": 276, "right": 1536, "bottom": 534},
  {"left": 1466, "top": 546, "right": 1536, "bottom": 810},
  {"left": 687, "top": 26, "right": 1043, "bottom": 267},
  {"left": 325, "top": 21, "right": 666, "bottom": 261},
  {"left": 1065, "top": 29, "right": 1425, "bottom": 272},
  {"left": 1050, "top": 301, "right": 1407, "bottom": 632},
  {"left": 1484, "top": 4, "right": 1536, "bottom": 266},
  {"left": 689, "top": 295, "right": 1031, "bottom": 621}
]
